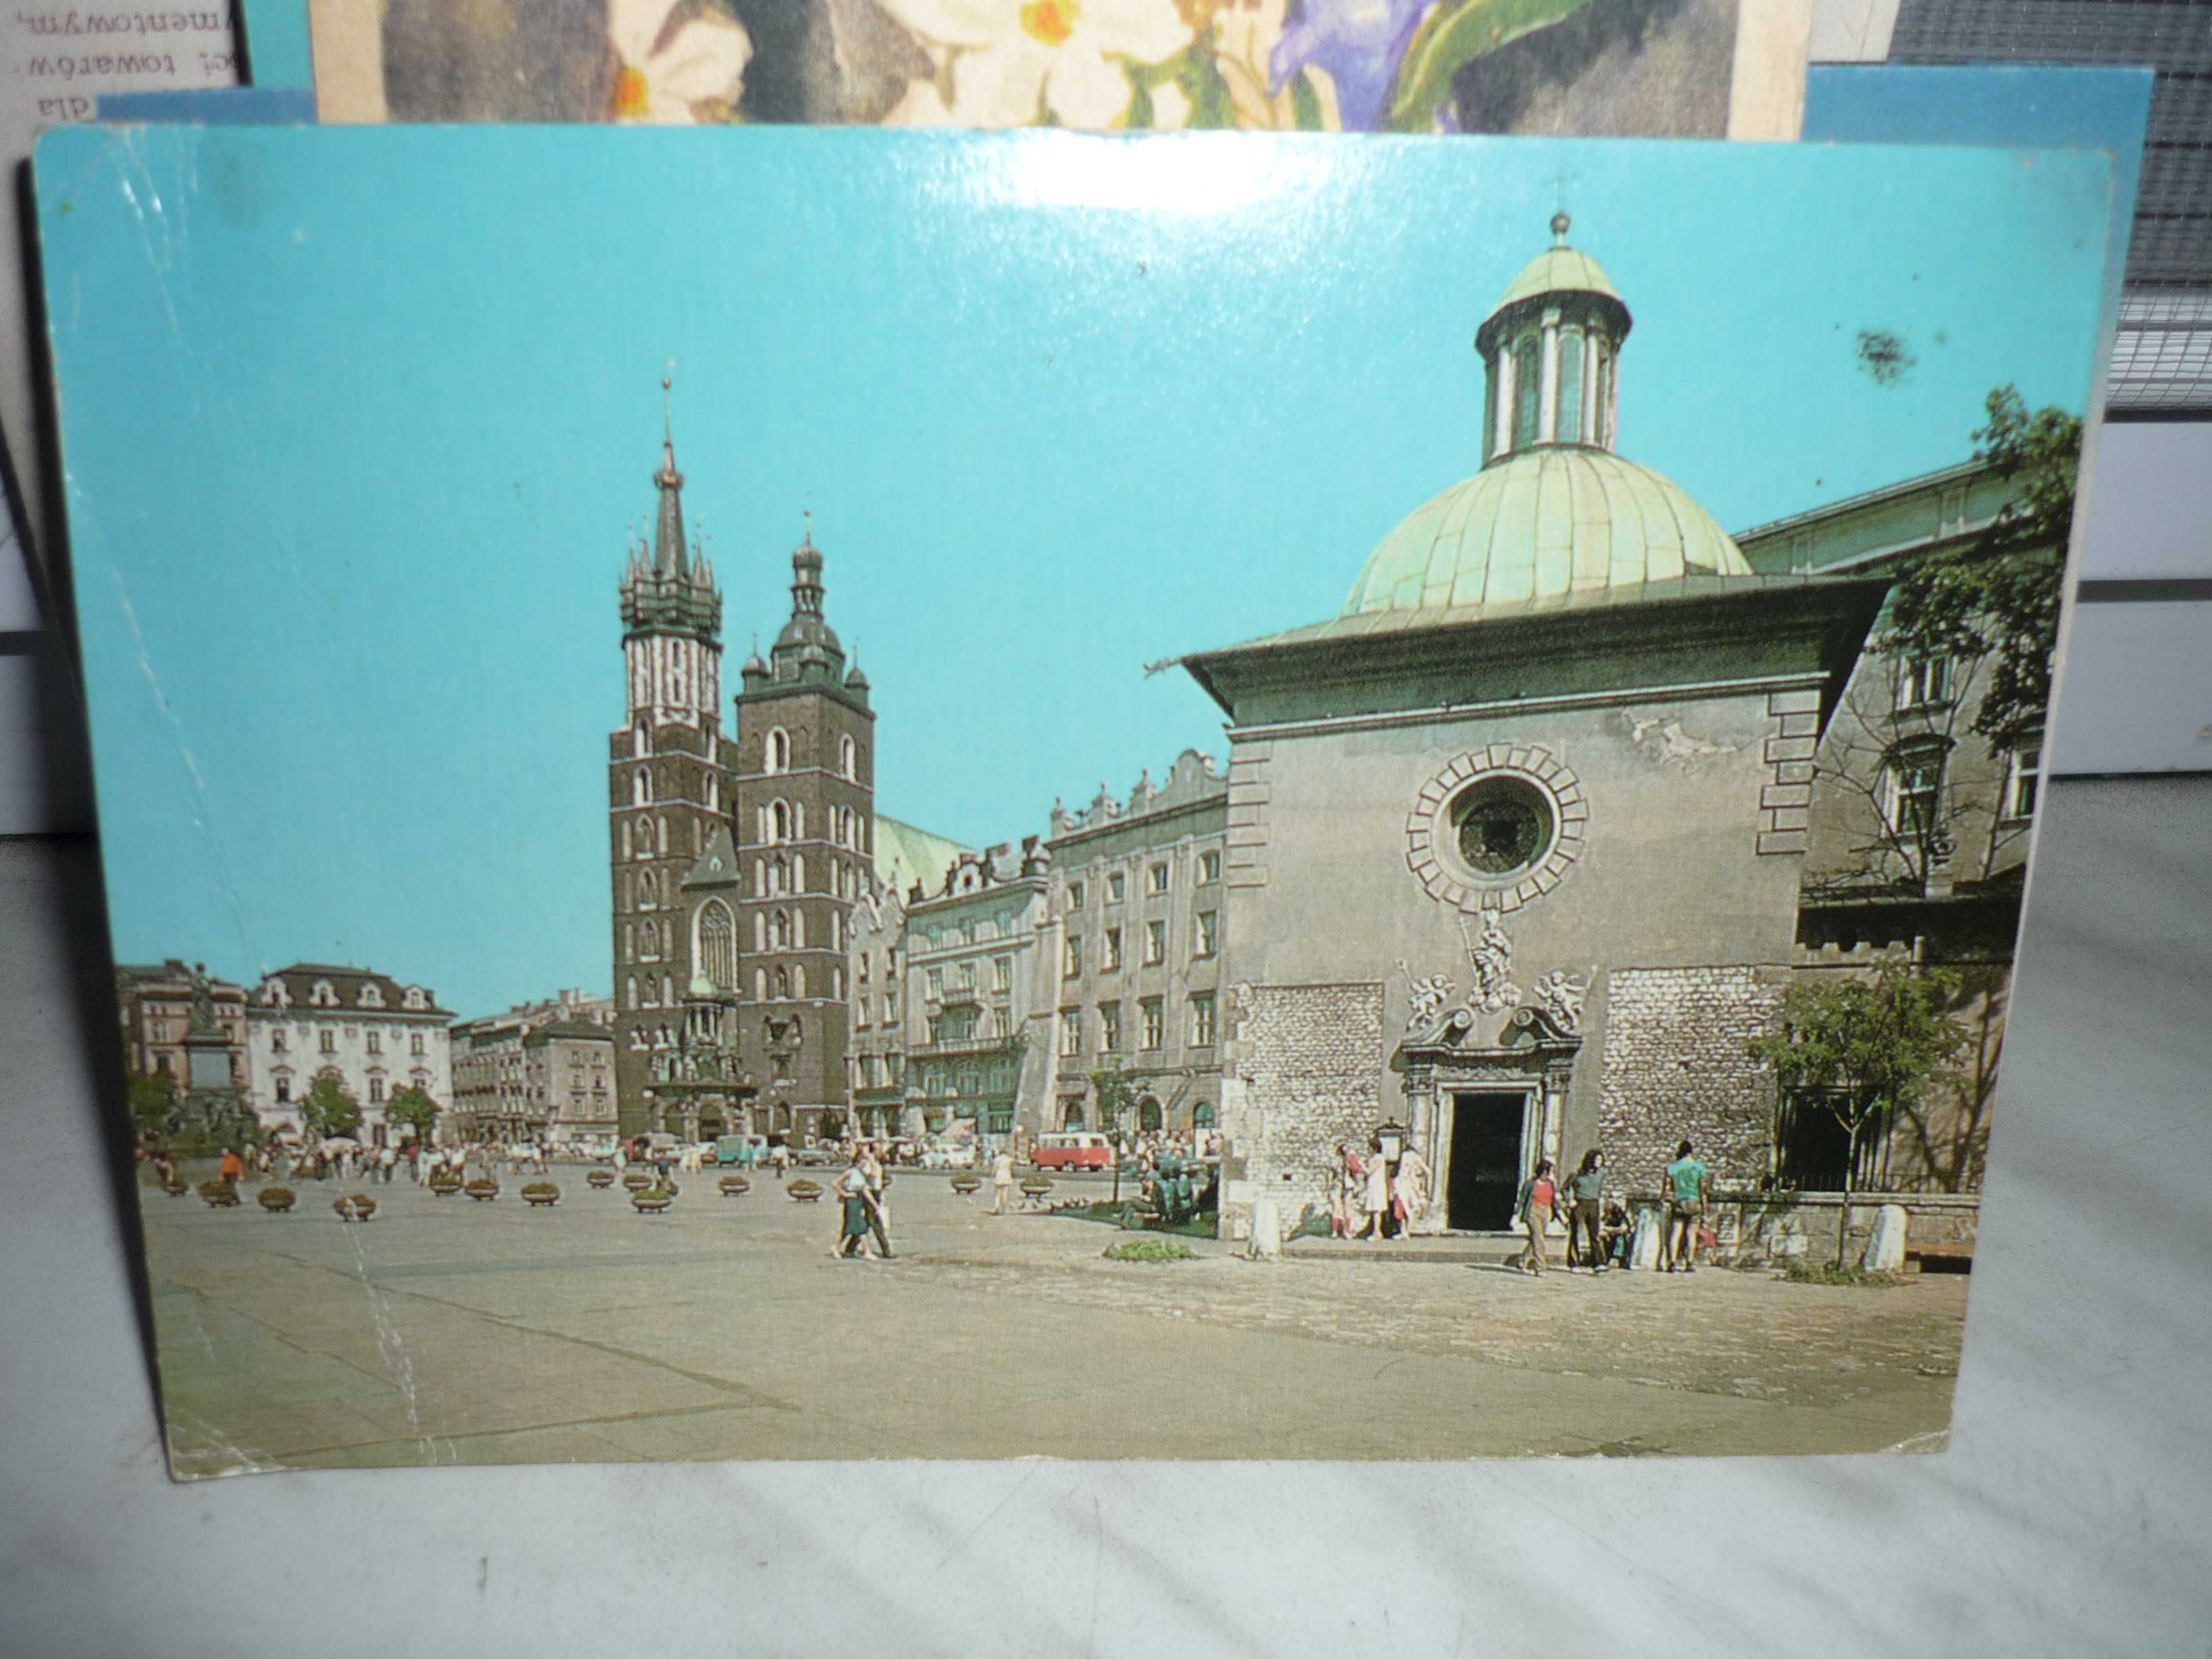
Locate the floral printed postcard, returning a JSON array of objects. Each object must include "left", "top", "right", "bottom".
[
  {"left": 40, "top": 123, "right": 2109, "bottom": 1473},
  {"left": 306, "top": 0, "right": 1809, "bottom": 137}
]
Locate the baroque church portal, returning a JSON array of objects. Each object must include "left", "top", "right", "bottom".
[{"left": 1179, "top": 218, "right": 1898, "bottom": 1241}]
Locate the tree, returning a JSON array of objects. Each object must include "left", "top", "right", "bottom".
[
  {"left": 1746, "top": 964, "right": 1970, "bottom": 1267},
  {"left": 125, "top": 1067, "right": 179, "bottom": 1136},
  {"left": 385, "top": 1084, "right": 440, "bottom": 1145},
  {"left": 1880, "top": 386, "right": 2082, "bottom": 752},
  {"left": 300, "top": 1073, "right": 363, "bottom": 1140},
  {"left": 1091, "top": 1066, "right": 1138, "bottom": 1202}
]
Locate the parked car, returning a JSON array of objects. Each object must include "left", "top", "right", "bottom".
[{"left": 1032, "top": 1132, "right": 1115, "bottom": 1172}]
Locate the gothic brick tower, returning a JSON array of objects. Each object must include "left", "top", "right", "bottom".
[
  {"left": 609, "top": 384, "right": 740, "bottom": 1136},
  {"left": 731, "top": 519, "right": 874, "bottom": 1141}
]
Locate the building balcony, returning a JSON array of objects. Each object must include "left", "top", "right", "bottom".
[{"left": 922, "top": 1033, "right": 1018, "bottom": 1058}]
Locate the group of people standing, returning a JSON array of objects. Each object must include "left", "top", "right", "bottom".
[
  {"left": 1328, "top": 1138, "right": 1432, "bottom": 1241},
  {"left": 1513, "top": 1139, "right": 1713, "bottom": 1276}
]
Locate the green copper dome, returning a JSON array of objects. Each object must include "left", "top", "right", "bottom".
[
  {"left": 1490, "top": 243, "right": 1622, "bottom": 317},
  {"left": 1340, "top": 446, "right": 1752, "bottom": 618}
]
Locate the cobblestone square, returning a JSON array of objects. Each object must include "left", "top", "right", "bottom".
[{"left": 146, "top": 1167, "right": 1964, "bottom": 1473}]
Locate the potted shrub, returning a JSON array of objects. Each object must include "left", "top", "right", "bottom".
[
  {"left": 621, "top": 1170, "right": 654, "bottom": 1192},
  {"left": 631, "top": 1184, "right": 674, "bottom": 1213},
  {"left": 464, "top": 1178, "right": 499, "bottom": 1202},
  {"left": 949, "top": 1174, "right": 982, "bottom": 1196},
  {"left": 198, "top": 1179, "right": 239, "bottom": 1208},
  {"left": 717, "top": 1174, "right": 750, "bottom": 1197},
  {"left": 586, "top": 1168, "right": 615, "bottom": 1189},
  {"left": 428, "top": 1171, "right": 464, "bottom": 1196},
  {"left": 785, "top": 1178, "right": 823, "bottom": 1203},
  {"left": 258, "top": 1185, "right": 296, "bottom": 1213},
  {"left": 163, "top": 1177, "right": 189, "bottom": 1198},
  {"left": 522, "top": 1182, "right": 560, "bottom": 1207},
  {"left": 333, "top": 1193, "right": 377, "bottom": 1223}
]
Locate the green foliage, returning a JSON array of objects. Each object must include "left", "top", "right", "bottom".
[
  {"left": 1881, "top": 386, "right": 2081, "bottom": 750},
  {"left": 125, "top": 1067, "right": 178, "bottom": 1133},
  {"left": 1748, "top": 966, "right": 1970, "bottom": 1265},
  {"left": 1387, "top": 0, "right": 1593, "bottom": 131},
  {"left": 1103, "top": 1237, "right": 1195, "bottom": 1263},
  {"left": 299, "top": 1073, "right": 363, "bottom": 1139},
  {"left": 1783, "top": 1261, "right": 1901, "bottom": 1288},
  {"left": 384, "top": 1085, "right": 440, "bottom": 1141},
  {"left": 1090, "top": 1067, "right": 1136, "bottom": 1130}
]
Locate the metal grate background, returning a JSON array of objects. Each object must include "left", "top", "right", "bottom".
[{"left": 1891, "top": 0, "right": 2212, "bottom": 413}]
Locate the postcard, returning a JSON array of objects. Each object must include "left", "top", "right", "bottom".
[
  {"left": 39, "top": 124, "right": 2110, "bottom": 1472},
  {"left": 306, "top": 0, "right": 1810, "bottom": 137}
]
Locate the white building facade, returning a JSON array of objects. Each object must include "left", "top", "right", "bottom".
[{"left": 245, "top": 962, "right": 455, "bottom": 1145}]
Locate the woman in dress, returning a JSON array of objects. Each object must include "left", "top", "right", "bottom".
[
  {"left": 1328, "top": 1144, "right": 1353, "bottom": 1238},
  {"left": 1393, "top": 1145, "right": 1430, "bottom": 1235},
  {"left": 1361, "top": 1136, "right": 1391, "bottom": 1242}
]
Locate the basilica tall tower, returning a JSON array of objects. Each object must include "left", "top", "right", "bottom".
[
  {"left": 730, "top": 521, "right": 874, "bottom": 1141},
  {"left": 609, "top": 384, "right": 741, "bottom": 1134}
]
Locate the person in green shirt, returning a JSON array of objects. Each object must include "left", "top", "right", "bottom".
[
  {"left": 1564, "top": 1148, "right": 1607, "bottom": 1273},
  {"left": 1661, "top": 1139, "right": 1712, "bottom": 1273}
]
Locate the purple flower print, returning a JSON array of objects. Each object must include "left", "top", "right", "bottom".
[{"left": 1268, "top": 0, "right": 1432, "bottom": 131}]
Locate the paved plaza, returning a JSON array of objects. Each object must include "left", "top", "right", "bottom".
[{"left": 144, "top": 1166, "right": 1967, "bottom": 1474}]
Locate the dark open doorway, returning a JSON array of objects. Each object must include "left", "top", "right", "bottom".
[{"left": 1447, "top": 1090, "right": 1527, "bottom": 1230}]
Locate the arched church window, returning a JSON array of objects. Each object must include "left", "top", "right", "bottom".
[
  {"left": 831, "top": 966, "right": 842, "bottom": 1000},
  {"left": 794, "top": 966, "right": 806, "bottom": 1000},
  {"left": 634, "top": 770, "right": 649, "bottom": 807},
  {"left": 661, "top": 975, "right": 673, "bottom": 1006},
  {"left": 661, "top": 918, "right": 672, "bottom": 957},
  {"left": 1512, "top": 333, "right": 1542, "bottom": 448},
  {"left": 626, "top": 975, "right": 637, "bottom": 1010},
  {"left": 1557, "top": 328, "right": 1584, "bottom": 443},
  {"left": 840, "top": 735, "right": 857, "bottom": 780},
  {"left": 708, "top": 777, "right": 718, "bottom": 812},
  {"left": 775, "top": 966, "right": 790, "bottom": 999},
  {"left": 754, "top": 912, "right": 767, "bottom": 952},
  {"left": 754, "top": 859, "right": 765, "bottom": 897},
  {"left": 794, "top": 803, "right": 806, "bottom": 840},
  {"left": 621, "top": 820, "right": 632, "bottom": 859},
  {"left": 657, "top": 817, "right": 668, "bottom": 857},
  {"left": 794, "top": 855, "right": 806, "bottom": 893},
  {"left": 794, "top": 911, "right": 806, "bottom": 949},
  {"left": 638, "top": 870, "right": 656, "bottom": 907},
  {"left": 769, "top": 729, "right": 790, "bottom": 773},
  {"left": 623, "top": 922, "right": 634, "bottom": 962},
  {"left": 698, "top": 901, "right": 737, "bottom": 991},
  {"left": 754, "top": 967, "right": 766, "bottom": 1001},
  {"left": 1593, "top": 340, "right": 1612, "bottom": 448},
  {"left": 771, "top": 909, "right": 791, "bottom": 949},
  {"left": 772, "top": 801, "right": 790, "bottom": 842}
]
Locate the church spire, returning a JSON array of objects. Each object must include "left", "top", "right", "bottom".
[
  {"left": 652, "top": 375, "right": 688, "bottom": 577},
  {"left": 767, "top": 511, "right": 844, "bottom": 682}
]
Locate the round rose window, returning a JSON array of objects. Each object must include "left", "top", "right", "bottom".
[{"left": 1452, "top": 777, "right": 1556, "bottom": 878}]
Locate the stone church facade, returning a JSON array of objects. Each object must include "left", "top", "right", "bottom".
[{"left": 1176, "top": 217, "right": 2034, "bottom": 1241}]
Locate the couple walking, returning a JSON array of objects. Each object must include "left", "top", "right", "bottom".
[
  {"left": 1515, "top": 1148, "right": 1611, "bottom": 1276},
  {"left": 833, "top": 1145, "right": 895, "bottom": 1261}
]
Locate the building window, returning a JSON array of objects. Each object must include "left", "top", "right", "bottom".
[
  {"left": 699, "top": 901, "right": 737, "bottom": 991},
  {"left": 1060, "top": 1009, "right": 1081, "bottom": 1057},
  {"left": 1147, "top": 863, "right": 1169, "bottom": 895},
  {"left": 411, "top": 1033, "right": 424, "bottom": 1057},
  {"left": 1883, "top": 745, "right": 1949, "bottom": 844},
  {"left": 1189, "top": 992, "right": 1216, "bottom": 1047},
  {"left": 959, "top": 960, "right": 977, "bottom": 991},
  {"left": 270, "top": 1030, "right": 285, "bottom": 1053},
  {"left": 1064, "top": 936, "right": 1082, "bottom": 979},
  {"left": 1067, "top": 880, "right": 1085, "bottom": 911},
  {"left": 772, "top": 801, "right": 790, "bottom": 842},
  {"left": 1099, "top": 1001, "right": 1122, "bottom": 1052},
  {"left": 886, "top": 991, "right": 899, "bottom": 1021},
  {"left": 627, "top": 975, "right": 638, "bottom": 1010},
  {"left": 366, "top": 1031, "right": 382, "bottom": 1055},
  {"left": 274, "top": 1076, "right": 290, "bottom": 1104},
  {"left": 1450, "top": 775, "right": 1556, "bottom": 880},
  {"left": 1107, "top": 871, "right": 1126, "bottom": 903},
  {"left": 927, "top": 968, "right": 943, "bottom": 1001},
  {"left": 1198, "top": 850, "right": 1221, "bottom": 884},
  {"left": 1512, "top": 331, "right": 1542, "bottom": 448},
  {"left": 840, "top": 735, "right": 857, "bottom": 780},
  {"left": 1193, "top": 910, "right": 1217, "bottom": 959},
  {"left": 993, "top": 956, "right": 1011, "bottom": 992},
  {"left": 1557, "top": 327, "right": 1584, "bottom": 442},
  {"left": 634, "top": 770, "right": 650, "bottom": 807},
  {"left": 768, "top": 729, "right": 790, "bottom": 773},
  {"left": 1144, "top": 920, "right": 1166, "bottom": 966},
  {"left": 369, "top": 1076, "right": 385, "bottom": 1104},
  {"left": 1102, "top": 927, "right": 1122, "bottom": 972},
  {"left": 1140, "top": 997, "right": 1164, "bottom": 1051},
  {"left": 1895, "top": 656, "right": 1952, "bottom": 712},
  {"left": 2005, "top": 739, "right": 2043, "bottom": 821},
  {"left": 925, "top": 1015, "right": 943, "bottom": 1048},
  {"left": 319, "top": 1030, "right": 335, "bottom": 1054}
]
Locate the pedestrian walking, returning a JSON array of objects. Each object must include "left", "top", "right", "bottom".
[
  {"left": 379, "top": 1144, "right": 397, "bottom": 1185},
  {"left": 861, "top": 1143, "right": 895, "bottom": 1261},
  {"left": 1661, "top": 1139, "right": 1711, "bottom": 1273},
  {"left": 217, "top": 1146, "right": 245, "bottom": 1193},
  {"left": 1328, "top": 1143, "right": 1355, "bottom": 1238},
  {"left": 833, "top": 1150, "right": 873, "bottom": 1259},
  {"left": 1565, "top": 1149, "right": 1607, "bottom": 1272},
  {"left": 989, "top": 1147, "right": 1016, "bottom": 1215},
  {"left": 1515, "top": 1159, "right": 1557, "bottom": 1276}
]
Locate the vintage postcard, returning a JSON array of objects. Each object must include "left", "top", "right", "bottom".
[
  {"left": 306, "top": 0, "right": 1810, "bottom": 137},
  {"left": 40, "top": 125, "right": 2110, "bottom": 1471}
]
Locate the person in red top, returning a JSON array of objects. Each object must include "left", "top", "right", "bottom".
[
  {"left": 1515, "top": 1160, "right": 1558, "bottom": 1276},
  {"left": 217, "top": 1146, "right": 245, "bottom": 1191}
]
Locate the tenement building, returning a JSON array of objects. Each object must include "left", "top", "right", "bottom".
[
  {"left": 1173, "top": 216, "right": 1983, "bottom": 1242},
  {"left": 449, "top": 989, "right": 616, "bottom": 1145},
  {"left": 1045, "top": 752, "right": 1229, "bottom": 1139},
  {"left": 115, "top": 959, "right": 248, "bottom": 1091},
  {"left": 245, "top": 964, "right": 454, "bottom": 1145}
]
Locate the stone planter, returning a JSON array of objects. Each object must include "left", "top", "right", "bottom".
[
  {"left": 428, "top": 1176, "right": 463, "bottom": 1197},
  {"left": 718, "top": 1174, "right": 750, "bottom": 1197},
  {"left": 785, "top": 1179, "right": 823, "bottom": 1203},
  {"left": 163, "top": 1179, "right": 189, "bottom": 1198},
  {"left": 632, "top": 1186, "right": 674, "bottom": 1214},
  {"left": 621, "top": 1171, "right": 654, "bottom": 1192},
  {"left": 464, "top": 1179, "right": 499, "bottom": 1202},
  {"left": 333, "top": 1193, "right": 377, "bottom": 1223},
  {"left": 257, "top": 1185, "right": 296, "bottom": 1213},
  {"left": 949, "top": 1175, "right": 981, "bottom": 1196},
  {"left": 199, "top": 1179, "right": 239, "bottom": 1208},
  {"left": 1020, "top": 1179, "right": 1053, "bottom": 1201},
  {"left": 586, "top": 1169, "right": 615, "bottom": 1189},
  {"left": 522, "top": 1183, "right": 560, "bottom": 1207}
]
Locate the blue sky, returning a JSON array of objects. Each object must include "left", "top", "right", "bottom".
[{"left": 40, "top": 125, "right": 2111, "bottom": 1017}]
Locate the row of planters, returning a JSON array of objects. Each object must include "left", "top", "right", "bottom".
[{"left": 185, "top": 1168, "right": 841, "bottom": 1217}]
